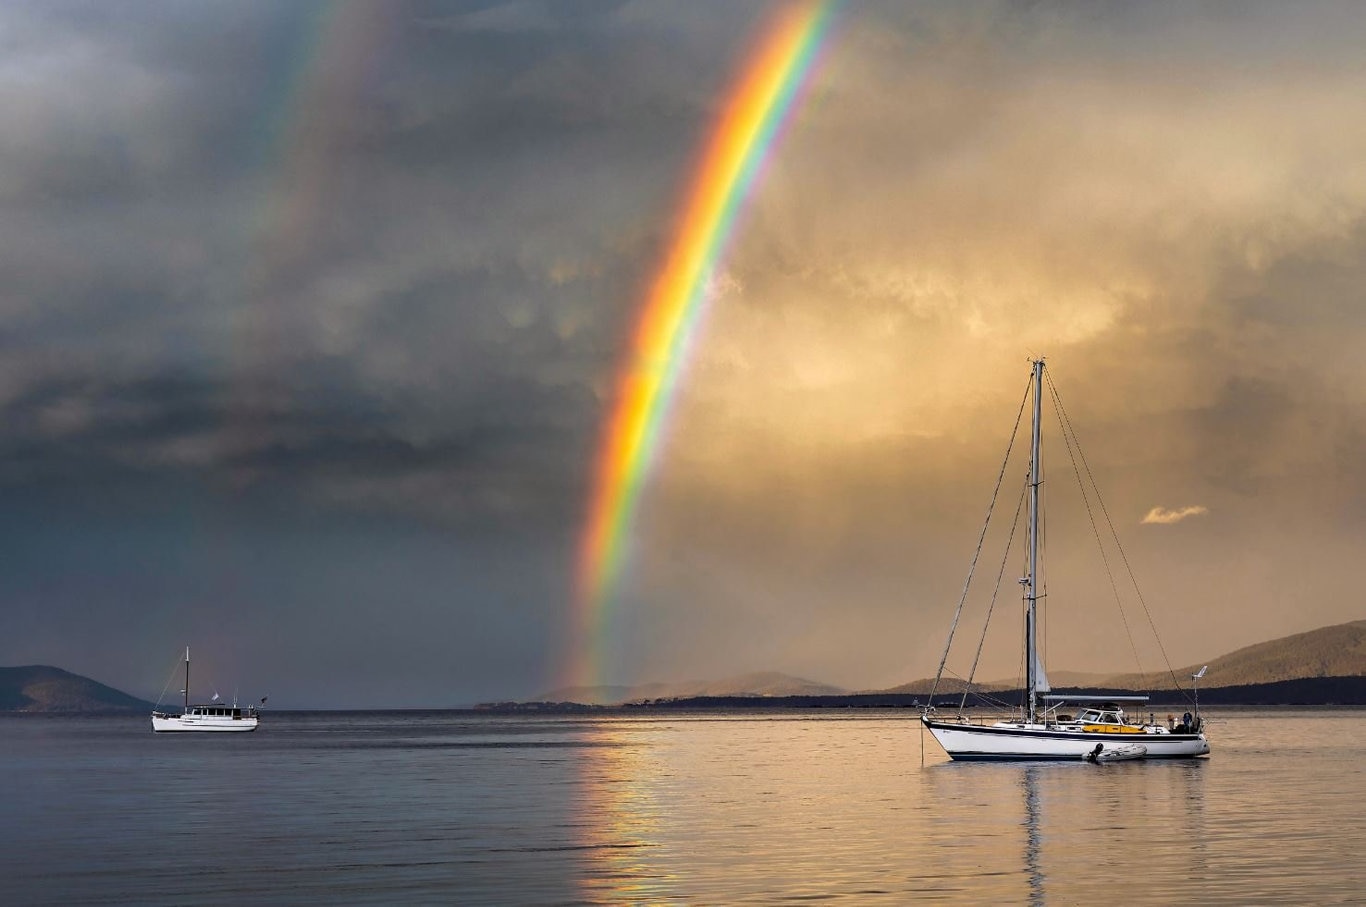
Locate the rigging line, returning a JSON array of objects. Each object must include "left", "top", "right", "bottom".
[
  {"left": 1044, "top": 375, "right": 1146, "bottom": 677},
  {"left": 936, "top": 666, "right": 1016, "bottom": 712},
  {"left": 1046, "top": 373, "right": 1190, "bottom": 701},
  {"left": 939, "top": 665, "right": 1016, "bottom": 711},
  {"left": 927, "top": 376, "right": 1033, "bottom": 704},
  {"left": 959, "top": 475, "right": 1029, "bottom": 713},
  {"left": 968, "top": 687, "right": 1017, "bottom": 712},
  {"left": 153, "top": 650, "right": 182, "bottom": 709}
]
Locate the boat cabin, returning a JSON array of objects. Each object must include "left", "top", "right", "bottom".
[
  {"left": 1073, "top": 704, "right": 1128, "bottom": 726},
  {"left": 186, "top": 705, "right": 249, "bottom": 719}
]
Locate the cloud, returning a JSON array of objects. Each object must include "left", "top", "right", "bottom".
[
  {"left": 1142, "top": 505, "right": 1210, "bottom": 525},
  {"left": 5, "top": 2, "right": 1366, "bottom": 701}
]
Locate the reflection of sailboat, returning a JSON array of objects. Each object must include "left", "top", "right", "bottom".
[
  {"left": 1021, "top": 766, "right": 1044, "bottom": 907},
  {"left": 922, "top": 360, "right": 1210, "bottom": 761},
  {"left": 151, "top": 647, "right": 261, "bottom": 733}
]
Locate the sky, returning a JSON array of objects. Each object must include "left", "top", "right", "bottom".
[{"left": 4, "top": 0, "right": 1366, "bottom": 708}]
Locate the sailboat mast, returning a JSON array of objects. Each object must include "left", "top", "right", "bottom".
[
  {"left": 184, "top": 646, "right": 190, "bottom": 713},
  {"left": 1025, "top": 359, "right": 1044, "bottom": 725}
]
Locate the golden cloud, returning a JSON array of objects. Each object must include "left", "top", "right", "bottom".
[{"left": 1142, "top": 505, "right": 1210, "bottom": 525}]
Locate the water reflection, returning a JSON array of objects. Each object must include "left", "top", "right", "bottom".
[
  {"left": 917, "top": 747, "right": 1213, "bottom": 903},
  {"left": 560, "top": 710, "right": 1366, "bottom": 904},
  {"left": 570, "top": 718, "right": 670, "bottom": 902},
  {"left": 1013, "top": 760, "right": 1209, "bottom": 905},
  {"left": 1022, "top": 766, "right": 1044, "bottom": 906},
  {"left": 571, "top": 714, "right": 924, "bottom": 902},
  {"left": 4, "top": 709, "right": 1362, "bottom": 904}
]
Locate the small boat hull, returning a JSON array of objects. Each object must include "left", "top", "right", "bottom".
[
  {"left": 1087, "top": 742, "right": 1147, "bottom": 762},
  {"left": 922, "top": 717, "right": 1208, "bottom": 761}
]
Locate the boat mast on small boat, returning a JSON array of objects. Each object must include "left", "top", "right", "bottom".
[
  {"left": 920, "top": 359, "right": 1210, "bottom": 761},
  {"left": 151, "top": 647, "right": 261, "bottom": 733}
]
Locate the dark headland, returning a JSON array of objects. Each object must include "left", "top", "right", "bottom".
[{"left": 0, "top": 665, "right": 153, "bottom": 712}]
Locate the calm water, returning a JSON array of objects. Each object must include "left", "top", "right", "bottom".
[{"left": 2, "top": 708, "right": 1363, "bottom": 904}]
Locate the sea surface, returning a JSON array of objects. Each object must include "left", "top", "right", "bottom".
[{"left": 2, "top": 707, "right": 1363, "bottom": 905}]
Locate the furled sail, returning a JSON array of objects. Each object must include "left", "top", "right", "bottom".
[{"left": 1033, "top": 648, "right": 1051, "bottom": 694}]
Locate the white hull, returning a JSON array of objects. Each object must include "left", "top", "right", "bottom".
[
  {"left": 152, "top": 713, "right": 258, "bottom": 732},
  {"left": 923, "top": 717, "right": 1208, "bottom": 761}
]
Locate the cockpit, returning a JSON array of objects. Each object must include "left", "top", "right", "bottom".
[{"left": 1073, "top": 704, "right": 1126, "bottom": 725}]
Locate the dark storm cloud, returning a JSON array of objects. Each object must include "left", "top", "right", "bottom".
[
  {"left": 5, "top": 2, "right": 1366, "bottom": 702},
  {"left": 0, "top": 1, "right": 762, "bottom": 536},
  {"left": 1, "top": 1, "right": 780, "bottom": 702}
]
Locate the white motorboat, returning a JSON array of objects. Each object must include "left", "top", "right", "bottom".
[
  {"left": 151, "top": 647, "right": 261, "bottom": 733},
  {"left": 920, "top": 360, "right": 1210, "bottom": 761}
]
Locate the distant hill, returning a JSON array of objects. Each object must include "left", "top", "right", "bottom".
[
  {"left": 875, "top": 670, "right": 1113, "bottom": 696},
  {"left": 1095, "top": 619, "right": 1366, "bottom": 690},
  {"left": 529, "top": 619, "right": 1366, "bottom": 706},
  {"left": 0, "top": 666, "right": 151, "bottom": 712},
  {"left": 537, "top": 671, "right": 848, "bottom": 706},
  {"left": 877, "top": 677, "right": 1011, "bottom": 695},
  {"left": 883, "top": 620, "right": 1366, "bottom": 695}
]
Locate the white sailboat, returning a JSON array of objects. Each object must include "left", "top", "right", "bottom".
[
  {"left": 921, "top": 359, "right": 1210, "bottom": 761},
  {"left": 151, "top": 647, "right": 262, "bottom": 733}
]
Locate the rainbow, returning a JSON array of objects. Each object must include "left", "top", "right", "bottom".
[
  {"left": 229, "top": 5, "right": 394, "bottom": 443},
  {"left": 569, "top": 1, "right": 839, "bottom": 690}
]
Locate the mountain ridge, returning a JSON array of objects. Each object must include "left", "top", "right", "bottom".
[
  {"left": 7, "top": 618, "right": 1363, "bottom": 710},
  {"left": 533, "top": 618, "right": 1366, "bottom": 706},
  {"left": 537, "top": 671, "right": 846, "bottom": 706}
]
